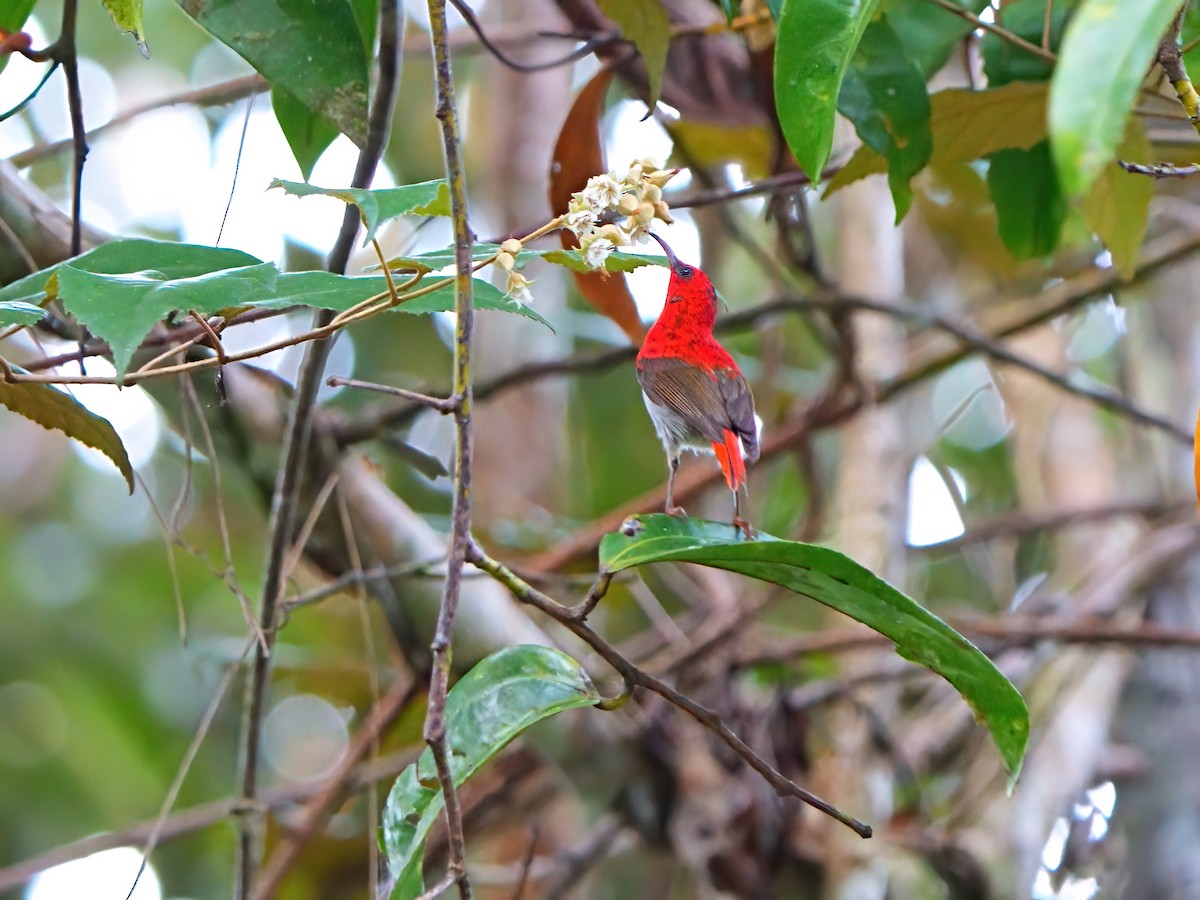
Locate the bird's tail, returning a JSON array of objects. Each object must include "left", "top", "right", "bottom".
[{"left": 712, "top": 429, "right": 747, "bottom": 491}]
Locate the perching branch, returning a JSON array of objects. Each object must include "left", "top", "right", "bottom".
[{"left": 424, "top": 0, "right": 476, "bottom": 896}]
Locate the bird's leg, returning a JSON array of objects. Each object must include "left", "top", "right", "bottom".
[
  {"left": 732, "top": 486, "right": 754, "bottom": 539},
  {"left": 665, "top": 453, "right": 686, "bottom": 517}
]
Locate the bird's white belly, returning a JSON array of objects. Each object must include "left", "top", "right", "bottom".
[{"left": 641, "top": 392, "right": 714, "bottom": 455}]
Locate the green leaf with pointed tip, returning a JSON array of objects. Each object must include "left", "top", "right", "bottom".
[
  {"left": 56, "top": 262, "right": 281, "bottom": 379},
  {"left": 596, "top": 0, "right": 670, "bottom": 109},
  {"left": 0, "top": 373, "right": 134, "bottom": 492},
  {"left": 383, "top": 646, "right": 599, "bottom": 899},
  {"left": 600, "top": 515, "right": 1029, "bottom": 781},
  {"left": 177, "top": 0, "right": 369, "bottom": 146},
  {"left": 774, "top": 0, "right": 881, "bottom": 182},
  {"left": 101, "top": 0, "right": 146, "bottom": 50},
  {"left": 0, "top": 300, "right": 45, "bottom": 327},
  {"left": 1049, "top": 0, "right": 1182, "bottom": 197},
  {"left": 838, "top": 16, "right": 932, "bottom": 221},
  {"left": 272, "top": 87, "right": 340, "bottom": 181},
  {"left": 270, "top": 179, "right": 451, "bottom": 245},
  {"left": 1083, "top": 118, "right": 1153, "bottom": 278},
  {"left": 886, "top": 0, "right": 990, "bottom": 78}
]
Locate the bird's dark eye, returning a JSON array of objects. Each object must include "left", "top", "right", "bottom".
[{"left": 678, "top": 264, "right": 694, "bottom": 278}]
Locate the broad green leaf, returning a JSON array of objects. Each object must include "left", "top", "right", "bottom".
[
  {"left": 385, "top": 245, "right": 669, "bottom": 277},
  {"left": 1050, "top": 0, "right": 1182, "bottom": 197},
  {"left": 270, "top": 179, "right": 451, "bottom": 245},
  {"left": 774, "top": 0, "right": 881, "bottom": 181},
  {"left": 717, "top": 0, "right": 739, "bottom": 23},
  {"left": 825, "top": 81, "right": 1048, "bottom": 197},
  {"left": 382, "top": 646, "right": 599, "bottom": 898},
  {"left": 988, "top": 141, "right": 1066, "bottom": 260},
  {"left": 272, "top": 87, "right": 339, "bottom": 181},
  {"left": 0, "top": 374, "right": 134, "bottom": 492},
  {"left": 1083, "top": 118, "right": 1154, "bottom": 278},
  {"left": 838, "top": 17, "right": 932, "bottom": 220},
  {"left": 176, "top": 0, "right": 369, "bottom": 146},
  {"left": 667, "top": 121, "right": 774, "bottom": 180},
  {"left": 245, "top": 272, "right": 554, "bottom": 330},
  {"left": 541, "top": 249, "right": 670, "bottom": 274},
  {"left": 596, "top": 0, "right": 670, "bottom": 109},
  {"left": 886, "top": 0, "right": 990, "bottom": 77},
  {"left": 600, "top": 515, "right": 1029, "bottom": 781},
  {"left": 0, "top": 300, "right": 45, "bottom": 327},
  {"left": 349, "top": 0, "right": 378, "bottom": 61},
  {"left": 55, "top": 263, "right": 280, "bottom": 379},
  {"left": 0, "top": 0, "right": 36, "bottom": 76},
  {"left": 0, "top": 240, "right": 261, "bottom": 309}
]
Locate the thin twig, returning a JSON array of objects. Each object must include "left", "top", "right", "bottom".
[
  {"left": 923, "top": 0, "right": 1056, "bottom": 62},
  {"left": 328, "top": 375, "right": 459, "bottom": 412},
  {"left": 466, "top": 542, "right": 873, "bottom": 838},
  {"left": 423, "top": 1, "right": 476, "bottom": 896}
]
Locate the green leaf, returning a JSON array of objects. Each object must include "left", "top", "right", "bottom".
[
  {"left": 825, "top": 81, "right": 1048, "bottom": 198},
  {"left": 385, "top": 245, "right": 669, "bottom": 278},
  {"left": 838, "top": 17, "right": 932, "bottom": 220},
  {"left": 1049, "top": 0, "right": 1182, "bottom": 197},
  {"left": 101, "top": 0, "right": 147, "bottom": 52},
  {"left": 717, "top": 0, "right": 740, "bottom": 23},
  {"left": 246, "top": 272, "right": 554, "bottom": 330},
  {"left": 596, "top": 0, "right": 671, "bottom": 109},
  {"left": 988, "top": 140, "right": 1066, "bottom": 260},
  {"left": 981, "top": 0, "right": 1072, "bottom": 86},
  {"left": 0, "top": 375, "right": 134, "bottom": 492},
  {"left": 349, "top": 0, "right": 378, "bottom": 61},
  {"left": 56, "top": 262, "right": 281, "bottom": 379},
  {"left": 0, "top": 300, "right": 45, "bottom": 327},
  {"left": 382, "top": 646, "right": 599, "bottom": 898},
  {"left": 885, "top": 0, "right": 990, "bottom": 77},
  {"left": 272, "top": 87, "right": 340, "bottom": 181},
  {"left": 270, "top": 179, "right": 451, "bottom": 245},
  {"left": 600, "top": 515, "right": 1029, "bottom": 781},
  {"left": 176, "top": 0, "right": 370, "bottom": 146},
  {"left": 541, "top": 249, "right": 670, "bottom": 274},
  {"left": 774, "top": 0, "right": 881, "bottom": 181},
  {"left": 0, "top": 0, "right": 36, "bottom": 76},
  {"left": 1083, "top": 118, "right": 1153, "bottom": 279}
]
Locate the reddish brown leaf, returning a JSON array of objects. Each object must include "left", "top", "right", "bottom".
[{"left": 549, "top": 67, "right": 645, "bottom": 345}]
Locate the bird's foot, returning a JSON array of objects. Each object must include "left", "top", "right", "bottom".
[
  {"left": 666, "top": 505, "right": 688, "bottom": 518},
  {"left": 732, "top": 516, "right": 755, "bottom": 540}
]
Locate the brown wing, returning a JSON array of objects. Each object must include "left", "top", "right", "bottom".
[{"left": 638, "top": 356, "right": 757, "bottom": 457}]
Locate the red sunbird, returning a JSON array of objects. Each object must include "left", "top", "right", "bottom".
[{"left": 636, "top": 232, "right": 759, "bottom": 537}]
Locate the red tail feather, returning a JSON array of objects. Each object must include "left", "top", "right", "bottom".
[{"left": 711, "top": 429, "right": 746, "bottom": 491}]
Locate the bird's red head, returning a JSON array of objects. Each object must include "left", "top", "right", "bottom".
[{"left": 646, "top": 232, "right": 718, "bottom": 335}]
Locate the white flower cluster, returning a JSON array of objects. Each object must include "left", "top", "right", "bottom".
[
  {"left": 494, "top": 238, "right": 533, "bottom": 306},
  {"left": 565, "top": 158, "right": 678, "bottom": 270}
]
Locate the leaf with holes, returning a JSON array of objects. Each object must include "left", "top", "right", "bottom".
[
  {"left": 600, "top": 515, "right": 1029, "bottom": 782},
  {"left": 0, "top": 372, "right": 134, "bottom": 492},
  {"left": 382, "top": 646, "right": 599, "bottom": 899},
  {"left": 270, "top": 179, "right": 451, "bottom": 245}
]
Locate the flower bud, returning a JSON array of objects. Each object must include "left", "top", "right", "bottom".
[
  {"left": 500, "top": 238, "right": 523, "bottom": 256},
  {"left": 635, "top": 202, "right": 656, "bottom": 226},
  {"left": 653, "top": 200, "right": 674, "bottom": 224},
  {"left": 645, "top": 167, "right": 679, "bottom": 189},
  {"left": 495, "top": 251, "right": 515, "bottom": 271},
  {"left": 639, "top": 183, "right": 662, "bottom": 204},
  {"left": 598, "top": 223, "right": 628, "bottom": 246},
  {"left": 617, "top": 193, "right": 640, "bottom": 216}
]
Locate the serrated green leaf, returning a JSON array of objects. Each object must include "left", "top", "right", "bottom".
[
  {"left": 775, "top": 0, "right": 881, "bottom": 181},
  {"left": 1083, "top": 118, "right": 1153, "bottom": 278},
  {"left": 56, "top": 262, "right": 280, "bottom": 379},
  {"left": 988, "top": 140, "right": 1066, "bottom": 260},
  {"left": 838, "top": 17, "right": 932, "bottom": 220},
  {"left": 825, "top": 81, "right": 1048, "bottom": 198},
  {"left": 0, "top": 375, "right": 134, "bottom": 492},
  {"left": 272, "top": 87, "right": 340, "bottom": 181},
  {"left": 177, "top": 0, "right": 369, "bottom": 146},
  {"left": 270, "top": 179, "right": 451, "bottom": 245},
  {"left": 541, "top": 249, "right": 669, "bottom": 274},
  {"left": 596, "top": 0, "right": 671, "bottom": 109},
  {"left": 600, "top": 515, "right": 1029, "bottom": 781},
  {"left": 1050, "top": 0, "right": 1182, "bottom": 197},
  {"left": 0, "top": 300, "right": 45, "bottom": 327},
  {"left": 382, "top": 646, "right": 599, "bottom": 898}
]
